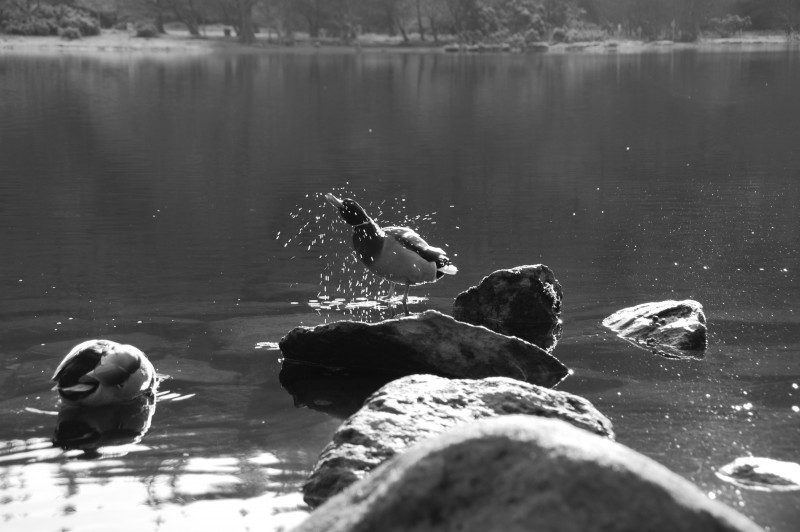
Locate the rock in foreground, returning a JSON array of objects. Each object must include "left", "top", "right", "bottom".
[
  {"left": 279, "top": 310, "right": 568, "bottom": 387},
  {"left": 293, "top": 416, "right": 764, "bottom": 532},
  {"left": 602, "top": 299, "right": 707, "bottom": 358},
  {"left": 453, "top": 264, "right": 562, "bottom": 351},
  {"left": 302, "top": 375, "right": 613, "bottom": 508}
]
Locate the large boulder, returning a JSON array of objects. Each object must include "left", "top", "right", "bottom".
[
  {"left": 302, "top": 375, "right": 613, "bottom": 508},
  {"left": 602, "top": 299, "right": 707, "bottom": 359},
  {"left": 279, "top": 310, "right": 568, "bottom": 387},
  {"left": 453, "top": 264, "right": 562, "bottom": 351},
  {"left": 292, "top": 416, "right": 764, "bottom": 532}
]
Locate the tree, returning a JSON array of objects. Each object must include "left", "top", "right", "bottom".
[
  {"left": 293, "top": 0, "right": 330, "bottom": 37},
  {"left": 735, "top": 0, "right": 799, "bottom": 31},
  {"left": 214, "top": 0, "right": 256, "bottom": 42},
  {"left": 417, "top": 0, "right": 453, "bottom": 41}
]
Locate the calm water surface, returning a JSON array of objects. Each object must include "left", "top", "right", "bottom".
[{"left": 1, "top": 46, "right": 799, "bottom": 531}]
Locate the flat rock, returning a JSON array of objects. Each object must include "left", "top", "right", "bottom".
[
  {"left": 716, "top": 457, "right": 800, "bottom": 492},
  {"left": 453, "top": 264, "right": 562, "bottom": 351},
  {"left": 602, "top": 299, "right": 707, "bottom": 358},
  {"left": 302, "top": 375, "right": 613, "bottom": 508},
  {"left": 279, "top": 310, "right": 568, "bottom": 387},
  {"left": 292, "top": 416, "right": 764, "bottom": 532}
]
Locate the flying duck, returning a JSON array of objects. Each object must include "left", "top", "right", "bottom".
[
  {"left": 52, "top": 339, "right": 157, "bottom": 407},
  {"left": 325, "top": 193, "right": 457, "bottom": 315}
]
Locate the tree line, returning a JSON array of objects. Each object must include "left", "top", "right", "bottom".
[{"left": 1, "top": 0, "right": 798, "bottom": 44}]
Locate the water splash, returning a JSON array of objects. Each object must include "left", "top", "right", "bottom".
[{"left": 278, "top": 188, "right": 452, "bottom": 319}]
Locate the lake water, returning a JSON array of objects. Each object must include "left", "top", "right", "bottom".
[{"left": 1, "top": 45, "right": 799, "bottom": 531}]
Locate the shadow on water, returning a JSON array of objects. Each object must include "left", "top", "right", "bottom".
[
  {"left": 279, "top": 361, "right": 402, "bottom": 419},
  {"left": 614, "top": 335, "right": 706, "bottom": 360}
]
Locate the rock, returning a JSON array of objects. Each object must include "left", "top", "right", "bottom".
[
  {"left": 292, "top": 416, "right": 764, "bottom": 532},
  {"left": 302, "top": 375, "right": 613, "bottom": 508},
  {"left": 716, "top": 457, "right": 800, "bottom": 492},
  {"left": 602, "top": 299, "right": 707, "bottom": 359},
  {"left": 279, "top": 310, "right": 568, "bottom": 387},
  {"left": 453, "top": 264, "right": 562, "bottom": 351}
]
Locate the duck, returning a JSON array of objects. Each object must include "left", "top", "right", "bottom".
[
  {"left": 52, "top": 339, "right": 157, "bottom": 407},
  {"left": 325, "top": 193, "right": 457, "bottom": 315}
]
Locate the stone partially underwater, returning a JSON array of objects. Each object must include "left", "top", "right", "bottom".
[
  {"left": 454, "top": 264, "right": 563, "bottom": 351},
  {"left": 602, "top": 299, "right": 707, "bottom": 359},
  {"left": 279, "top": 266, "right": 767, "bottom": 531},
  {"left": 716, "top": 457, "right": 800, "bottom": 492},
  {"left": 279, "top": 310, "right": 568, "bottom": 388},
  {"left": 301, "top": 375, "right": 613, "bottom": 508},
  {"left": 291, "top": 416, "right": 764, "bottom": 532}
]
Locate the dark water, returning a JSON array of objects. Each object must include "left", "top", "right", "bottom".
[{"left": 1, "top": 46, "right": 799, "bottom": 531}]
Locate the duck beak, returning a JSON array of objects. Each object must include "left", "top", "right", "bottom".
[{"left": 324, "top": 193, "right": 343, "bottom": 209}]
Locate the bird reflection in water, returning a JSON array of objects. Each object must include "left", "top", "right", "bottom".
[{"left": 52, "top": 394, "right": 157, "bottom": 459}]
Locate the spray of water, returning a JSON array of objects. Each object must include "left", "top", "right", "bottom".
[{"left": 277, "top": 187, "right": 453, "bottom": 320}]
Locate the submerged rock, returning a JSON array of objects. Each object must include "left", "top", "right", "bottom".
[
  {"left": 453, "top": 264, "right": 562, "bottom": 351},
  {"left": 293, "top": 416, "right": 764, "bottom": 532},
  {"left": 279, "top": 310, "right": 568, "bottom": 387},
  {"left": 602, "top": 299, "right": 707, "bottom": 358},
  {"left": 302, "top": 375, "right": 612, "bottom": 508},
  {"left": 716, "top": 457, "right": 800, "bottom": 492}
]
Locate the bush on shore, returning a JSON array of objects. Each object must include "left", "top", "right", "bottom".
[
  {"left": 1, "top": 4, "right": 99, "bottom": 37},
  {"left": 707, "top": 14, "right": 752, "bottom": 37},
  {"left": 133, "top": 21, "right": 158, "bottom": 38}
]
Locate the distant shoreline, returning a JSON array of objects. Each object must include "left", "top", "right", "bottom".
[{"left": 1, "top": 28, "right": 797, "bottom": 56}]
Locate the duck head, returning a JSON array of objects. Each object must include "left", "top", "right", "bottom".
[{"left": 325, "top": 193, "right": 371, "bottom": 226}]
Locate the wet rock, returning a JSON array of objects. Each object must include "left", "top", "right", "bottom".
[
  {"left": 716, "top": 457, "right": 800, "bottom": 492},
  {"left": 453, "top": 264, "right": 563, "bottom": 351},
  {"left": 292, "top": 416, "right": 764, "bottom": 532},
  {"left": 302, "top": 375, "right": 612, "bottom": 508},
  {"left": 279, "top": 310, "right": 568, "bottom": 387},
  {"left": 602, "top": 299, "right": 707, "bottom": 358}
]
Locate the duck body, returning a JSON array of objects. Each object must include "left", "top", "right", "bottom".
[
  {"left": 355, "top": 224, "right": 442, "bottom": 285},
  {"left": 326, "top": 193, "right": 457, "bottom": 313},
  {"left": 52, "top": 339, "right": 157, "bottom": 407}
]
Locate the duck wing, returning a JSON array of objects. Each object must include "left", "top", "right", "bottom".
[
  {"left": 52, "top": 340, "right": 104, "bottom": 386},
  {"left": 383, "top": 226, "right": 447, "bottom": 262},
  {"left": 53, "top": 340, "right": 143, "bottom": 388},
  {"left": 88, "top": 349, "right": 143, "bottom": 386}
]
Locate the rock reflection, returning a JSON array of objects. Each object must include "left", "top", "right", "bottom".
[
  {"left": 279, "top": 361, "right": 396, "bottom": 418},
  {"left": 53, "top": 395, "right": 156, "bottom": 458}
]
